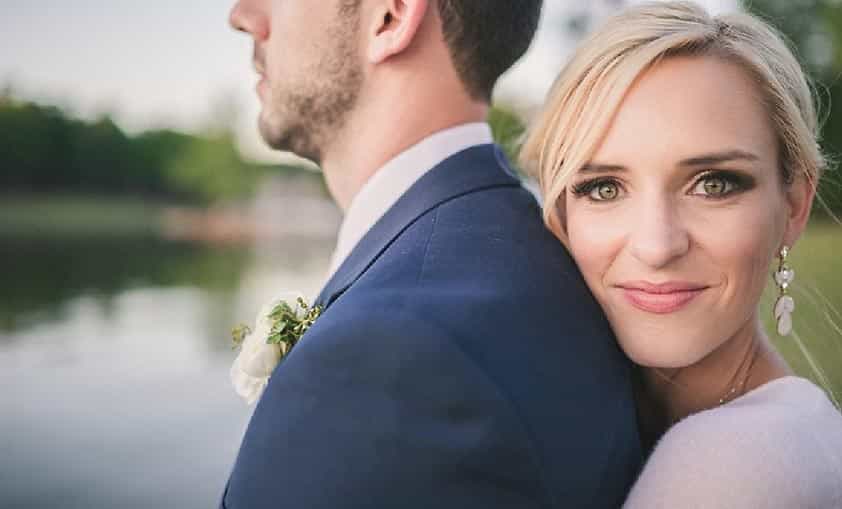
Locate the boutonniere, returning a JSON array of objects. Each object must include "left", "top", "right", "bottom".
[{"left": 229, "top": 293, "right": 322, "bottom": 404}]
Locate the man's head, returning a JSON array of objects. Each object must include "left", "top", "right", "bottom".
[
  {"left": 437, "top": 0, "right": 543, "bottom": 102},
  {"left": 229, "top": 0, "right": 542, "bottom": 163}
]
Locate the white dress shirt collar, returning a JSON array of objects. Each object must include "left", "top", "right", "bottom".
[{"left": 327, "top": 122, "right": 493, "bottom": 278}]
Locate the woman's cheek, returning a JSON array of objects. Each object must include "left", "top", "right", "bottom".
[
  {"left": 686, "top": 198, "right": 783, "bottom": 313},
  {"left": 566, "top": 205, "right": 627, "bottom": 286}
]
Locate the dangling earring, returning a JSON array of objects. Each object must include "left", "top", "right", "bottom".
[{"left": 774, "top": 246, "right": 795, "bottom": 336}]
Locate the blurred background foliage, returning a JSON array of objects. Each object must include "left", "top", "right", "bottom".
[
  {"left": 743, "top": 0, "right": 842, "bottom": 216},
  {"left": 488, "top": 105, "right": 527, "bottom": 164},
  {"left": 0, "top": 93, "right": 307, "bottom": 205}
]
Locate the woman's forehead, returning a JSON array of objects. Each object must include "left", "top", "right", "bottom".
[{"left": 592, "top": 55, "right": 777, "bottom": 166}]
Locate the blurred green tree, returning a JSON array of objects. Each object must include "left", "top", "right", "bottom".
[
  {"left": 743, "top": 0, "right": 842, "bottom": 216},
  {"left": 164, "top": 132, "right": 262, "bottom": 204},
  {"left": 0, "top": 100, "right": 76, "bottom": 191},
  {"left": 488, "top": 105, "right": 526, "bottom": 164},
  {"left": 0, "top": 97, "right": 301, "bottom": 203}
]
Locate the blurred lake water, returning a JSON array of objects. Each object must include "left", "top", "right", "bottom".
[
  {"left": 0, "top": 198, "right": 336, "bottom": 509},
  {"left": 1, "top": 198, "right": 840, "bottom": 508}
]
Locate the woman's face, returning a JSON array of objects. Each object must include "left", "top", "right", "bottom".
[{"left": 565, "top": 56, "right": 805, "bottom": 368}]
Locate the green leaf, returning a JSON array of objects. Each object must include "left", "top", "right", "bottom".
[
  {"left": 231, "top": 323, "right": 251, "bottom": 347},
  {"left": 231, "top": 298, "right": 323, "bottom": 356}
]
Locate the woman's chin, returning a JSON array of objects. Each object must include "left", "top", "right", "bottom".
[{"left": 620, "top": 340, "right": 708, "bottom": 370}]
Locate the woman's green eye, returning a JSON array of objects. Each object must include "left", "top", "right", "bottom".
[
  {"left": 704, "top": 178, "right": 726, "bottom": 195},
  {"left": 693, "top": 175, "right": 736, "bottom": 197},
  {"left": 590, "top": 182, "right": 620, "bottom": 201}
]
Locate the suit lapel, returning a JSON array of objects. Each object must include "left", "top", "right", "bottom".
[{"left": 315, "top": 144, "right": 521, "bottom": 309}]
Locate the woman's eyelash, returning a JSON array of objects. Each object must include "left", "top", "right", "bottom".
[
  {"left": 570, "top": 171, "right": 754, "bottom": 198},
  {"left": 691, "top": 170, "right": 755, "bottom": 197},
  {"left": 571, "top": 177, "right": 618, "bottom": 197}
]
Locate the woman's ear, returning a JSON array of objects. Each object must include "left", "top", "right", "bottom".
[
  {"left": 782, "top": 173, "right": 817, "bottom": 248},
  {"left": 366, "top": 0, "right": 429, "bottom": 64}
]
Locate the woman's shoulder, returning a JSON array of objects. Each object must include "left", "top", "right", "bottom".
[
  {"left": 676, "top": 376, "right": 842, "bottom": 445},
  {"left": 623, "top": 377, "right": 842, "bottom": 508}
]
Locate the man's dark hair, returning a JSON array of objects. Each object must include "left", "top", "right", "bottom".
[{"left": 437, "top": 1, "right": 543, "bottom": 102}]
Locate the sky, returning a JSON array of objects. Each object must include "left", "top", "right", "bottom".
[{"left": 0, "top": 0, "right": 737, "bottom": 162}]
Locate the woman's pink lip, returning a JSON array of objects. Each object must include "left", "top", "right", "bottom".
[{"left": 616, "top": 282, "right": 708, "bottom": 314}]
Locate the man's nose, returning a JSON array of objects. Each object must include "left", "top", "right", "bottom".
[
  {"left": 628, "top": 198, "right": 690, "bottom": 269},
  {"left": 229, "top": 0, "right": 269, "bottom": 40}
]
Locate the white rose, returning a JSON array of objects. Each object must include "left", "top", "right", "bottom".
[{"left": 230, "top": 293, "right": 303, "bottom": 405}]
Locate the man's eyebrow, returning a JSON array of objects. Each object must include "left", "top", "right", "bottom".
[{"left": 679, "top": 149, "right": 760, "bottom": 167}]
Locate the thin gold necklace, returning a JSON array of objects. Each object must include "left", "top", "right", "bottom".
[{"left": 718, "top": 340, "right": 759, "bottom": 405}]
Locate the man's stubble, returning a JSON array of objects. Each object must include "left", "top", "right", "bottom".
[{"left": 259, "top": 5, "right": 363, "bottom": 164}]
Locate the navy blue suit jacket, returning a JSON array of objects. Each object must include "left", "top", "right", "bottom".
[{"left": 221, "top": 145, "right": 641, "bottom": 508}]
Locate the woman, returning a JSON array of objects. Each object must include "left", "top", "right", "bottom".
[{"left": 521, "top": 2, "right": 842, "bottom": 507}]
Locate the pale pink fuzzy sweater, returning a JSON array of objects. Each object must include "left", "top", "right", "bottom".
[{"left": 624, "top": 377, "right": 842, "bottom": 509}]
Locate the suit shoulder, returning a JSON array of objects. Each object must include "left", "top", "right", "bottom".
[
  {"left": 418, "top": 185, "right": 587, "bottom": 289},
  {"left": 229, "top": 297, "right": 552, "bottom": 509}
]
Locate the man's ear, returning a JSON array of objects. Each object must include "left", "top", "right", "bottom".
[
  {"left": 366, "top": 0, "right": 429, "bottom": 64},
  {"left": 782, "top": 173, "right": 816, "bottom": 248}
]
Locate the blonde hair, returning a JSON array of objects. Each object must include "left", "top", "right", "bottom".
[{"left": 520, "top": 0, "right": 826, "bottom": 236}]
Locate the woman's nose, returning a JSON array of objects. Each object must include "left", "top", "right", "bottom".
[{"left": 628, "top": 198, "right": 690, "bottom": 269}]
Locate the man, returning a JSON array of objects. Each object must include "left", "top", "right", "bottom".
[{"left": 223, "top": 1, "right": 642, "bottom": 507}]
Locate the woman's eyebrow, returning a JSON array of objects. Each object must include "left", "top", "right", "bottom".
[
  {"left": 578, "top": 163, "right": 627, "bottom": 173},
  {"left": 679, "top": 149, "right": 760, "bottom": 167},
  {"left": 579, "top": 150, "right": 759, "bottom": 174}
]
